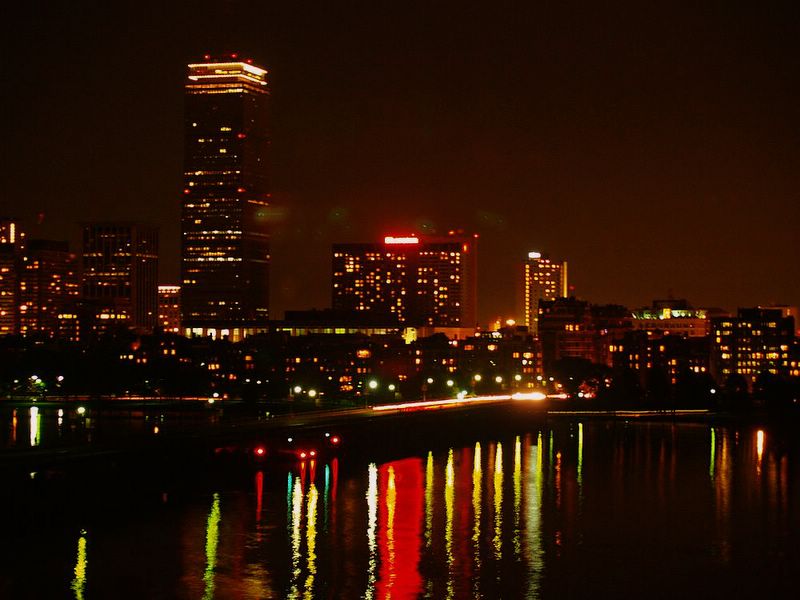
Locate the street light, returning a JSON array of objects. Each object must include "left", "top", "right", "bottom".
[
  {"left": 473, "top": 374, "right": 482, "bottom": 382},
  {"left": 446, "top": 379, "right": 454, "bottom": 387},
  {"left": 388, "top": 384, "right": 396, "bottom": 392},
  {"left": 495, "top": 375, "right": 503, "bottom": 384},
  {"left": 368, "top": 379, "right": 378, "bottom": 390}
]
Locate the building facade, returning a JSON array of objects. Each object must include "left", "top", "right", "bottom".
[
  {"left": 82, "top": 223, "right": 158, "bottom": 333},
  {"left": 18, "top": 240, "right": 79, "bottom": 338},
  {"left": 181, "top": 55, "right": 271, "bottom": 341},
  {"left": 332, "top": 234, "right": 478, "bottom": 327},
  {"left": 524, "top": 252, "right": 568, "bottom": 335},
  {"left": 0, "top": 218, "right": 25, "bottom": 335},
  {"left": 711, "top": 308, "right": 795, "bottom": 388},
  {"left": 158, "top": 285, "right": 182, "bottom": 334}
]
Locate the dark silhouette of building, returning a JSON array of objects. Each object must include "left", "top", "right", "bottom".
[
  {"left": 181, "top": 55, "right": 271, "bottom": 341},
  {"left": 332, "top": 233, "right": 478, "bottom": 327},
  {"left": 82, "top": 223, "right": 158, "bottom": 333}
]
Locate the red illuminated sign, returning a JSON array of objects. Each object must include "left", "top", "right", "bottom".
[{"left": 384, "top": 236, "right": 419, "bottom": 245}]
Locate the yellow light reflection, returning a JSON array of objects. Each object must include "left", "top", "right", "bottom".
[
  {"left": 513, "top": 436, "right": 522, "bottom": 558},
  {"left": 365, "top": 463, "right": 378, "bottom": 600},
  {"left": 203, "top": 493, "right": 221, "bottom": 600},
  {"left": 525, "top": 433, "right": 544, "bottom": 598},
  {"left": 289, "top": 478, "right": 303, "bottom": 599},
  {"left": 493, "top": 442, "right": 503, "bottom": 559},
  {"left": 71, "top": 529, "right": 87, "bottom": 600},
  {"left": 425, "top": 452, "right": 434, "bottom": 549},
  {"left": 29, "top": 406, "right": 41, "bottom": 447},
  {"left": 472, "top": 442, "right": 482, "bottom": 597},
  {"left": 304, "top": 483, "right": 318, "bottom": 598},
  {"left": 445, "top": 449, "right": 455, "bottom": 600},
  {"left": 709, "top": 427, "right": 716, "bottom": 480}
]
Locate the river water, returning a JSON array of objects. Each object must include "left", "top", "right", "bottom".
[{"left": 0, "top": 418, "right": 797, "bottom": 598}]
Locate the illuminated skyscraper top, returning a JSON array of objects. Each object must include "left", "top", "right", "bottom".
[
  {"left": 524, "top": 251, "right": 568, "bottom": 335},
  {"left": 181, "top": 55, "right": 271, "bottom": 341}
]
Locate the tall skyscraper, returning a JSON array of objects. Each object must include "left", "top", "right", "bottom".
[
  {"left": 82, "top": 223, "right": 158, "bottom": 333},
  {"left": 332, "top": 233, "right": 478, "bottom": 327},
  {"left": 181, "top": 54, "right": 271, "bottom": 341},
  {"left": 524, "top": 251, "right": 568, "bottom": 335}
]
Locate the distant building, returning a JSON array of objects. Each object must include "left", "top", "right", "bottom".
[
  {"left": 711, "top": 308, "right": 795, "bottom": 388},
  {"left": 82, "top": 223, "right": 158, "bottom": 334},
  {"left": 524, "top": 252, "right": 567, "bottom": 335},
  {"left": 332, "top": 233, "right": 478, "bottom": 327},
  {"left": 18, "top": 240, "right": 79, "bottom": 338},
  {"left": 538, "top": 297, "right": 630, "bottom": 369},
  {"left": 631, "top": 299, "right": 710, "bottom": 338},
  {"left": 158, "top": 285, "right": 182, "bottom": 334},
  {"left": 0, "top": 218, "right": 25, "bottom": 335},
  {"left": 181, "top": 55, "right": 271, "bottom": 340}
]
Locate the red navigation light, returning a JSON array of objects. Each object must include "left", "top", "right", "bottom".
[
  {"left": 183, "top": 189, "right": 191, "bottom": 194},
  {"left": 237, "top": 187, "right": 246, "bottom": 193},
  {"left": 331, "top": 436, "right": 340, "bottom": 444},
  {"left": 204, "top": 54, "right": 211, "bottom": 60},
  {"left": 237, "top": 133, "right": 246, "bottom": 139},
  {"left": 254, "top": 446, "right": 265, "bottom": 456},
  {"left": 231, "top": 53, "right": 238, "bottom": 59},
  {"left": 384, "top": 236, "right": 419, "bottom": 245}
]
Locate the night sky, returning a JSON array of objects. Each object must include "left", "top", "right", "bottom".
[{"left": 2, "top": 1, "right": 798, "bottom": 323}]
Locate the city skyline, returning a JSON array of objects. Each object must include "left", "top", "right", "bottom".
[{"left": 2, "top": 2, "right": 799, "bottom": 323}]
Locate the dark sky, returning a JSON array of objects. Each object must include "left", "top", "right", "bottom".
[{"left": 2, "top": 1, "right": 798, "bottom": 323}]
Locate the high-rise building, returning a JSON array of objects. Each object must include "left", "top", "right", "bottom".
[
  {"left": 158, "top": 285, "right": 182, "bottom": 334},
  {"left": 181, "top": 54, "right": 271, "bottom": 341},
  {"left": 18, "top": 240, "right": 79, "bottom": 338},
  {"left": 524, "top": 252, "right": 568, "bottom": 335},
  {"left": 82, "top": 223, "right": 158, "bottom": 333},
  {"left": 332, "top": 233, "right": 478, "bottom": 327},
  {"left": 0, "top": 218, "right": 25, "bottom": 335}
]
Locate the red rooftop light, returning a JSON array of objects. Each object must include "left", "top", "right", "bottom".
[{"left": 384, "top": 236, "right": 419, "bottom": 245}]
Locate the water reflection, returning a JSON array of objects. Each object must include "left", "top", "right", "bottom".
[
  {"left": 29, "top": 406, "right": 40, "bottom": 447},
  {"left": 3, "top": 421, "right": 793, "bottom": 599},
  {"left": 203, "top": 493, "right": 221, "bottom": 600},
  {"left": 70, "top": 529, "right": 87, "bottom": 600}
]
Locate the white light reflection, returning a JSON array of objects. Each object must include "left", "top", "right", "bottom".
[
  {"left": 365, "top": 463, "right": 378, "bottom": 600},
  {"left": 29, "top": 406, "right": 41, "bottom": 447}
]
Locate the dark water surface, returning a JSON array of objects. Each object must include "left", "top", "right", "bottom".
[{"left": 1, "top": 419, "right": 797, "bottom": 599}]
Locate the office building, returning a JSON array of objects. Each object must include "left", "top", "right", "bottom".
[
  {"left": 158, "top": 285, "right": 182, "bottom": 334},
  {"left": 82, "top": 223, "right": 158, "bottom": 333},
  {"left": 181, "top": 54, "right": 271, "bottom": 341},
  {"left": 332, "top": 233, "right": 478, "bottom": 327},
  {"left": 524, "top": 252, "right": 567, "bottom": 335},
  {"left": 0, "top": 218, "right": 24, "bottom": 335},
  {"left": 18, "top": 240, "right": 79, "bottom": 338},
  {"left": 711, "top": 308, "right": 795, "bottom": 388}
]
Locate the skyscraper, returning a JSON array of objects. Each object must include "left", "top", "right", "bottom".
[
  {"left": 82, "top": 223, "right": 158, "bottom": 333},
  {"left": 524, "top": 251, "right": 568, "bottom": 335},
  {"left": 332, "top": 233, "right": 478, "bottom": 327},
  {"left": 181, "top": 54, "right": 271, "bottom": 341}
]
